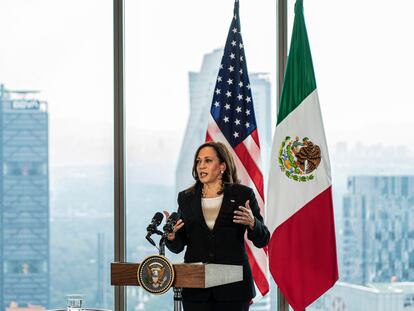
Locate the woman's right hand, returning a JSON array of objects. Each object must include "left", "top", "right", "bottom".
[{"left": 167, "top": 219, "right": 185, "bottom": 241}]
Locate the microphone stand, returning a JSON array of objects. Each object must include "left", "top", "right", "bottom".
[
  {"left": 160, "top": 231, "right": 182, "bottom": 311},
  {"left": 158, "top": 235, "right": 165, "bottom": 256},
  {"left": 147, "top": 224, "right": 182, "bottom": 311}
]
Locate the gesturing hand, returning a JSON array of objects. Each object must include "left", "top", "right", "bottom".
[
  {"left": 233, "top": 200, "right": 256, "bottom": 230},
  {"left": 163, "top": 210, "right": 185, "bottom": 241}
]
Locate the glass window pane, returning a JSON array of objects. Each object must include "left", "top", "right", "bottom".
[
  {"left": 288, "top": 1, "right": 414, "bottom": 310},
  {"left": 126, "top": 1, "right": 276, "bottom": 310},
  {"left": 0, "top": 1, "right": 114, "bottom": 310}
]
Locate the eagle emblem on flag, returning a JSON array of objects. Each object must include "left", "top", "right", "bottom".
[{"left": 278, "top": 136, "right": 321, "bottom": 182}]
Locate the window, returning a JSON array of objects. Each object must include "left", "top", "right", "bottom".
[{"left": 0, "top": 1, "right": 113, "bottom": 310}]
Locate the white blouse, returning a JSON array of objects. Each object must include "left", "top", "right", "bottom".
[{"left": 201, "top": 195, "right": 224, "bottom": 230}]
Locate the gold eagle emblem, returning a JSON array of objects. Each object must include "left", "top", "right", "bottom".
[{"left": 278, "top": 136, "right": 322, "bottom": 182}]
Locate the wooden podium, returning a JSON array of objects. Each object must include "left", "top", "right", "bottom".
[
  {"left": 112, "top": 261, "right": 243, "bottom": 310},
  {"left": 111, "top": 261, "right": 243, "bottom": 288}
]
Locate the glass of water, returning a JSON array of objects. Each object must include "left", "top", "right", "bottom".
[{"left": 66, "top": 294, "right": 85, "bottom": 311}]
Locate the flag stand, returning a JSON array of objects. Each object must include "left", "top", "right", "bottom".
[{"left": 276, "top": 0, "right": 290, "bottom": 310}]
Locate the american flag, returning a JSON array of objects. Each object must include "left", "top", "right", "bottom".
[{"left": 205, "top": 0, "right": 269, "bottom": 296}]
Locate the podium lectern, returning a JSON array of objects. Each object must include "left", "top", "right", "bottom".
[{"left": 111, "top": 262, "right": 243, "bottom": 310}]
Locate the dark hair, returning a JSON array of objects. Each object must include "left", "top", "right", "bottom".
[{"left": 186, "top": 141, "right": 240, "bottom": 194}]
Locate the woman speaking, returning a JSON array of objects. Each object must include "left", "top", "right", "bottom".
[{"left": 166, "top": 141, "right": 269, "bottom": 311}]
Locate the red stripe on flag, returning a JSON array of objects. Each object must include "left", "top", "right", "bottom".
[
  {"left": 207, "top": 122, "right": 269, "bottom": 297},
  {"left": 206, "top": 131, "right": 213, "bottom": 142},
  {"left": 269, "top": 186, "right": 338, "bottom": 311},
  {"left": 251, "top": 128, "right": 261, "bottom": 148},
  {"left": 245, "top": 241, "right": 270, "bottom": 296},
  {"left": 234, "top": 142, "right": 264, "bottom": 199}
]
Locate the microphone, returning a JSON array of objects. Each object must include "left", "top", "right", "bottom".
[
  {"left": 163, "top": 212, "right": 179, "bottom": 234},
  {"left": 146, "top": 212, "right": 164, "bottom": 234},
  {"left": 145, "top": 212, "right": 164, "bottom": 247}
]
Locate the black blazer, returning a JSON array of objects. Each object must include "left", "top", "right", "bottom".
[{"left": 166, "top": 183, "right": 270, "bottom": 302}]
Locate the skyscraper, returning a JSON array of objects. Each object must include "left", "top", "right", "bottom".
[
  {"left": 342, "top": 176, "right": 414, "bottom": 285},
  {"left": 175, "top": 48, "right": 272, "bottom": 194},
  {"left": 0, "top": 85, "right": 49, "bottom": 309}
]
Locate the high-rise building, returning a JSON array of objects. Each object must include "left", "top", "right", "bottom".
[
  {"left": 341, "top": 176, "right": 414, "bottom": 285},
  {"left": 308, "top": 281, "right": 414, "bottom": 311},
  {"left": 175, "top": 49, "right": 272, "bottom": 311},
  {"left": 0, "top": 85, "right": 49, "bottom": 310},
  {"left": 175, "top": 48, "right": 272, "bottom": 194}
]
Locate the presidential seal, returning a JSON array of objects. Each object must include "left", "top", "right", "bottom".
[
  {"left": 137, "top": 255, "right": 175, "bottom": 295},
  {"left": 278, "top": 136, "right": 321, "bottom": 182}
]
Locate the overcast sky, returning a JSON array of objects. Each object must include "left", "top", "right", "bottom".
[{"left": 1, "top": 0, "right": 413, "bottom": 167}]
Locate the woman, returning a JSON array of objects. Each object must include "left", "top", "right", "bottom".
[{"left": 166, "top": 141, "right": 270, "bottom": 311}]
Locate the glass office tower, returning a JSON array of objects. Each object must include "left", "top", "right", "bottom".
[
  {"left": 0, "top": 85, "right": 49, "bottom": 310},
  {"left": 342, "top": 176, "right": 414, "bottom": 285}
]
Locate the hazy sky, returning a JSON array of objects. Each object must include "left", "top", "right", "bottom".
[{"left": 1, "top": 0, "right": 413, "bottom": 167}]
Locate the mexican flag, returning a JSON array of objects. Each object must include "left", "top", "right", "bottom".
[{"left": 266, "top": 1, "right": 338, "bottom": 310}]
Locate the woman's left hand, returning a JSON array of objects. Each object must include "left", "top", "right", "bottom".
[{"left": 233, "top": 200, "right": 256, "bottom": 230}]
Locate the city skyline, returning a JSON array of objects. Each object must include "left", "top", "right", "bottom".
[
  {"left": 1, "top": 0, "right": 413, "bottom": 168},
  {"left": 2, "top": 75, "right": 414, "bottom": 310}
]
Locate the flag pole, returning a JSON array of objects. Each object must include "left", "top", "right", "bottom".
[
  {"left": 276, "top": 0, "right": 289, "bottom": 310},
  {"left": 114, "top": 0, "right": 126, "bottom": 311},
  {"left": 277, "top": 0, "right": 288, "bottom": 110}
]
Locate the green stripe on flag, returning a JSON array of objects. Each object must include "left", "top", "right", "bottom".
[{"left": 277, "top": 0, "right": 317, "bottom": 125}]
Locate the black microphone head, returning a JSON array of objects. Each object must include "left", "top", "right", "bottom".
[
  {"left": 169, "top": 212, "right": 179, "bottom": 222},
  {"left": 153, "top": 212, "right": 164, "bottom": 226},
  {"left": 163, "top": 212, "right": 180, "bottom": 233}
]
